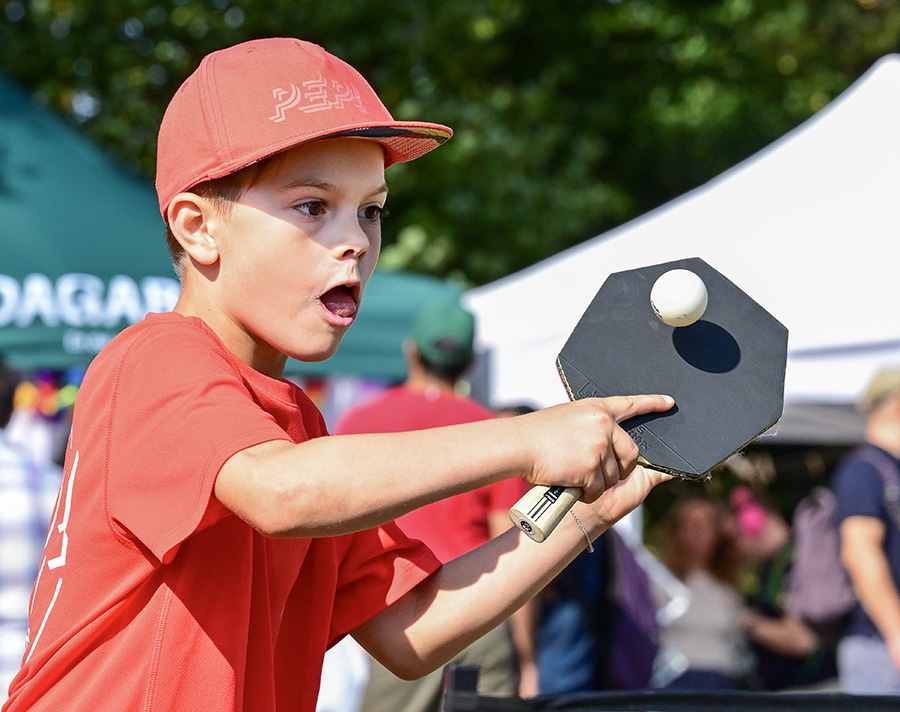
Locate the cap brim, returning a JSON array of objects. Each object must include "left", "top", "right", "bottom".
[{"left": 315, "top": 122, "right": 452, "bottom": 166}]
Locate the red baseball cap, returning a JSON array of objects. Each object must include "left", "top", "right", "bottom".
[{"left": 155, "top": 37, "right": 453, "bottom": 218}]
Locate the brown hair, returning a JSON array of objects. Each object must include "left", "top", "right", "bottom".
[{"left": 656, "top": 494, "right": 745, "bottom": 588}]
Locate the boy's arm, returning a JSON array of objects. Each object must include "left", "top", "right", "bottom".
[
  {"left": 351, "top": 465, "right": 669, "bottom": 680},
  {"left": 214, "top": 394, "right": 673, "bottom": 538}
]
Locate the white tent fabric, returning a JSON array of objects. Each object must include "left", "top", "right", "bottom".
[{"left": 465, "top": 54, "right": 900, "bottom": 445}]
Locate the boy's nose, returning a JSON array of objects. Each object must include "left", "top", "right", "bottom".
[
  {"left": 335, "top": 221, "right": 371, "bottom": 262},
  {"left": 340, "top": 245, "right": 366, "bottom": 261}
]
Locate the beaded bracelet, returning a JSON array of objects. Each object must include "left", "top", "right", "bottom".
[{"left": 570, "top": 511, "right": 595, "bottom": 553}]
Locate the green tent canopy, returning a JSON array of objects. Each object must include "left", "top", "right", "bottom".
[
  {"left": 0, "top": 72, "right": 459, "bottom": 381},
  {"left": 0, "top": 72, "right": 179, "bottom": 371}
]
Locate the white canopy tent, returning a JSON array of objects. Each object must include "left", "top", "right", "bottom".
[{"left": 465, "top": 54, "right": 900, "bottom": 445}]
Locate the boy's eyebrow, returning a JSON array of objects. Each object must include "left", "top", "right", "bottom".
[
  {"left": 368, "top": 182, "right": 390, "bottom": 199},
  {"left": 280, "top": 178, "right": 389, "bottom": 199}
]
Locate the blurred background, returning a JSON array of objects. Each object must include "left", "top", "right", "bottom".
[{"left": 9, "top": 7, "right": 900, "bottom": 702}]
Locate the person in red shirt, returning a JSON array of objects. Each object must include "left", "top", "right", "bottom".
[
  {"left": 333, "top": 298, "right": 536, "bottom": 711},
  {"left": 3, "top": 38, "right": 673, "bottom": 712}
]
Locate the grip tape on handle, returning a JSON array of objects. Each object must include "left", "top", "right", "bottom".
[{"left": 509, "top": 485, "right": 582, "bottom": 542}]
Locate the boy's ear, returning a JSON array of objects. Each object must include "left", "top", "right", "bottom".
[{"left": 167, "top": 193, "right": 220, "bottom": 266}]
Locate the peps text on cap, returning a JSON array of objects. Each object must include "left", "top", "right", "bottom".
[{"left": 155, "top": 37, "right": 452, "bottom": 218}]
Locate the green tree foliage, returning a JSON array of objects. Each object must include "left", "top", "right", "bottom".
[{"left": 3, "top": 0, "right": 900, "bottom": 285}]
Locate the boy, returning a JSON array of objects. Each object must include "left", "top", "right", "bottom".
[{"left": 3, "top": 38, "right": 673, "bottom": 711}]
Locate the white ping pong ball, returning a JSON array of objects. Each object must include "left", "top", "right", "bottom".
[{"left": 650, "top": 269, "right": 708, "bottom": 327}]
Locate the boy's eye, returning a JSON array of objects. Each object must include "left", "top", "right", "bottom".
[
  {"left": 362, "top": 205, "right": 388, "bottom": 222},
  {"left": 296, "top": 200, "right": 325, "bottom": 216}
]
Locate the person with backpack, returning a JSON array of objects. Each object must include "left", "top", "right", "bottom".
[
  {"left": 732, "top": 487, "right": 839, "bottom": 691},
  {"left": 833, "top": 368, "right": 900, "bottom": 694}
]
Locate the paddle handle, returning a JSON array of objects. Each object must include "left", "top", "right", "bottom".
[{"left": 509, "top": 485, "right": 582, "bottom": 542}]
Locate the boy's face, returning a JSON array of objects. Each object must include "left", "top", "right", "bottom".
[{"left": 187, "top": 139, "right": 387, "bottom": 376}]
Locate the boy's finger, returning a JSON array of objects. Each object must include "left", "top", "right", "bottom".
[{"left": 600, "top": 394, "right": 675, "bottom": 424}]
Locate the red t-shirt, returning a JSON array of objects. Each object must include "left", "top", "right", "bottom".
[
  {"left": 3, "top": 313, "right": 439, "bottom": 712},
  {"left": 334, "top": 386, "right": 528, "bottom": 563}
]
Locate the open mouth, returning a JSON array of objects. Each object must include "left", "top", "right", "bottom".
[{"left": 320, "top": 284, "right": 359, "bottom": 321}]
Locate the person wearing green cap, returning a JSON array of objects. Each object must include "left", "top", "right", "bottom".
[
  {"left": 331, "top": 298, "right": 537, "bottom": 711},
  {"left": 406, "top": 298, "right": 477, "bottom": 372}
]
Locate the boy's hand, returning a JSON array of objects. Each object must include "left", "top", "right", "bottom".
[{"left": 519, "top": 395, "right": 674, "bottom": 503}]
